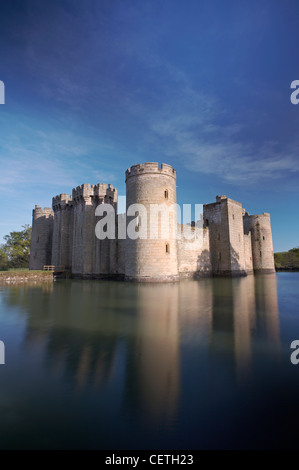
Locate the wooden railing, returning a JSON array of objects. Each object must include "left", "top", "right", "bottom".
[{"left": 43, "top": 266, "right": 65, "bottom": 272}]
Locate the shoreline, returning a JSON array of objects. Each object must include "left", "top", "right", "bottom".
[
  {"left": 0, "top": 271, "right": 53, "bottom": 283},
  {"left": 0, "top": 268, "right": 297, "bottom": 285},
  {"left": 275, "top": 267, "right": 299, "bottom": 272}
]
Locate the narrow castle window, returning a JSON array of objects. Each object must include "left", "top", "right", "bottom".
[
  {"left": 232, "top": 214, "right": 235, "bottom": 220},
  {"left": 164, "top": 189, "right": 168, "bottom": 200},
  {"left": 263, "top": 236, "right": 265, "bottom": 240},
  {"left": 238, "top": 233, "right": 241, "bottom": 242},
  {"left": 260, "top": 251, "right": 262, "bottom": 257},
  {"left": 166, "top": 243, "right": 170, "bottom": 254}
]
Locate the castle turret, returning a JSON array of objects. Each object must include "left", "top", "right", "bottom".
[
  {"left": 203, "top": 196, "right": 247, "bottom": 276},
  {"left": 72, "top": 183, "right": 117, "bottom": 278},
  {"left": 243, "top": 213, "right": 275, "bottom": 273},
  {"left": 125, "top": 162, "right": 179, "bottom": 282},
  {"left": 51, "top": 193, "right": 73, "bottom": 269},
  {"left": 92, "top": 183, "right": 117, "bottom": 278},
  {"left": 29, "top": 205, "right": 54, "bottom": 270}
]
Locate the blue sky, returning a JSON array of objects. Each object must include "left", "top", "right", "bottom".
[{"left": 0, "top": 0, "right": 299, "bottom": 251}]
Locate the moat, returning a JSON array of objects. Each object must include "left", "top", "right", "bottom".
[{"left": 0, "top": 273, "right": 298, "bottom": 449}]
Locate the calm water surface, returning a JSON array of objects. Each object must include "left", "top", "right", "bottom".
[{"left": 0, "top": 273, "right": 298, "bottom": 449}]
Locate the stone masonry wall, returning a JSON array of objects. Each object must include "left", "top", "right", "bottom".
[
  {"left": 125, "top": 163, "right": 179, "bottom": 282},
  {"left": 72, "top": 183, "right": 117, "bottom": 277},
  {"left": 29, "top": 206, "right": 54, "bottom": 270},
  {"left": 52, "top": 194, "right": 71, "bottom": 268},
  {"left": 177, "top": 225, "right": 211, "bottom": 278},
  {"left": 226, "top": 198, "right": 246, "bottom": 274},
  {"left": 60, "top": 203, "right": 74, "bottom": 269},
  {"left": 71, "top": 196, "right": 85, "bottom": 274},
  {"left": 203, "top": 197, "right": 231, "bottom": 275},
  {"left": 203, "top": 196, "right": 247, "bottom": 276},
  {"left": 93, "top": 184, "right": 118, "bottom": 277},
  {"left": 244, "top": 233, "right": 253, "bottom": 273},
  {"left": 50, "top": 183, "right": 117, "bottom": 277},
  {"left": 243, "top": 213, "right": 275, "bottom": 273}
]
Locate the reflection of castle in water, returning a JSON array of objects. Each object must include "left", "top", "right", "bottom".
[
  {"left": 2, "top": 275, "right": 280, "bottom": 420},
  {"left": 211, "top": 274, "right": 280, "bottom": 380},
  {"left": 124, "top": 284, "right": 180, "bottom": 422}
]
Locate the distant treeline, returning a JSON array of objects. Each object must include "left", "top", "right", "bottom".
[{"left": 275, "top": 247, "right": 299, "bottom": 271}]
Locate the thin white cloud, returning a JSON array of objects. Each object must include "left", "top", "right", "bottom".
[
  {"left": 143, "top": 72, "right": 299, "bottom": 184},
  {"left": 2, "top": 0, "right": 296, "bottom": 188},
  {"left": 182, "top": 141, "right": 299, "bottom": 183},
  {"left": 0, "top": 125, "right": 117, "bottom": 193}
]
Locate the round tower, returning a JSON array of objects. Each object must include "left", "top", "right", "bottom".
[
  {"left": 243, "top": 213, "right": 275, "bottom": 273},
  {"left": 125, "top": 162, "right": 179, "bottom": 282},
  {"left": 29, "top": 205, "right": 54, "bottom": 270}
]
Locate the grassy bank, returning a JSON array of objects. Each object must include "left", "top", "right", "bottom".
[
  {"left": 275, "top": 248, "right": 299, "bottom": 271},
  {"left": 0, "top": 269, "right": 53, "bottom": 282}
]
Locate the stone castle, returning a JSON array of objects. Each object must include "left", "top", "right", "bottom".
[{"left": 29, "top": 162, "right": 275, "bottom": 281}]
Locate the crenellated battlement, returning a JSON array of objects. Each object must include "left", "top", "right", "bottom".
[
  {"left": 93, "top": 183, "right": 117, "bottom": 201},
  {"left": 71, "top": 183, "right": 117, "bottom": 203},
  {"left": 33, "top": 205, "right": 53, "bottom": 219},
  {"left": 216, "top": 195, "right": 227, "bottom": 202},
  {"left": 243, "top": 213, "right": 270, "bottom": 219},
  {"left": 125, "top": 162, "right": 176, "bottom": 181},
  {"left": 52, "top": 193, "right": 72, "bottom": 211},
  {"left": 72, "top": 184, "right": 94, "bottom": 201},
  {"left": 204, "top": 195, "right": 243, "bottom": 209},
  {"left": 93, "top": 183, "right": 108, "bottom": 196},
  {"left": 107, "top": 183, "right": 117, "bottom": 197}
]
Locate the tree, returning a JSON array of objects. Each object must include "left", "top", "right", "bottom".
[
  {"left": 0, "top": 245, "right": 9, "bottom": 271},
  {"left": 2, "top": 225, "right": 32, "bottom": 269},
  {"left": 289, "top": 247, "right": 299, "bottom": 254}
]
